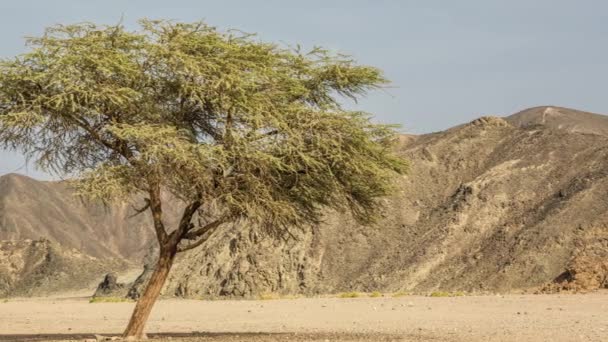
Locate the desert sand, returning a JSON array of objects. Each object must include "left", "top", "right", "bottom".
[{"left": 1, "top": 292, "right": 607, "bottom": 341}]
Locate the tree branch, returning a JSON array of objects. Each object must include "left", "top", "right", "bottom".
[
  {"left": 62, "top": 114, "right": 118, "bottom": 153},
  {"left": 177, "top": 219, "right": 225, "bottom": 253},
  {"left": 183, "top": 216, "right": 226, "bottom": 240},
  {"left": 128, "top": 198, "right": 151, "bottom": 218},
  {"left": 148, "top": 183, "right": 167, "bottom": 244},
  {"left": 177, "top": 234, "right": 210, "bottom": 253},
  {"left": 55, "top": 107, "right": 135, "bottom": 163},
  {"left": 172, "top": 198, "right": 203, "bottom": 240}
]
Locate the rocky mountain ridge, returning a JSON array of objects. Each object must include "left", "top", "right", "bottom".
[{"left": 1, "top": 106, "right": 607, "bottom": 297}]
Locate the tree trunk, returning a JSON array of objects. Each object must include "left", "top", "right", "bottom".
[{"left": 123, "top": 245, "right": 177, "bottom": 339}]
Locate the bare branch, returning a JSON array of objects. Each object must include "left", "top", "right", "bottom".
[
  {"left": 172, "top": 198, "right": 203, "bottom": 240},
  {"left": 183, "top": 216, "right": 226, "bottom": 240},
  {"left": 128, "top": 198, "right": 151, "bottom": 218},
  {"left": 177, "top": 234, "right": 208, "bottom": 253},
  {"left": 177, "top": 220, "right": 224, "bottom": 253}
]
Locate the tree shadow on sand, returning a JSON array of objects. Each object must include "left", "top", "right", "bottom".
[{"left": 0, "top": 332, "right": 412, "bottom": 341}]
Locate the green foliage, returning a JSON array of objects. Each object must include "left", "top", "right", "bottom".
[
  {"left": 369, "top": 291, "right": 382, "bottom": 298},
  {"left": 0, "top": 19, "right": 406, "bottom": 235}
]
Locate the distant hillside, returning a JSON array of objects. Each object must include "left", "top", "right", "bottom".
[
  {"left": 0, "top": 174, "right": 170, "bottom": 261},
  {"left": 0, "top": 239, "right": 126, "bottom": 297},
  {"left": 1, "top": 106, "right": 607, "bottom": 297}
]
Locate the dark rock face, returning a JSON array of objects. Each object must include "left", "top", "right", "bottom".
[
  {"left": 94, "top": 273, "right": 125, "bottom": 297},
  {"left": 126, "top": 245, "right": 157, "bottom": 300}
]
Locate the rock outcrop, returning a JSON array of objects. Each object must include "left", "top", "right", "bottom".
[
  {"left": 0, "top": 239, "right": 126, "bottom": 297},
  {"left": 93, "top": 273, "right": 126, "bottom": 298}
]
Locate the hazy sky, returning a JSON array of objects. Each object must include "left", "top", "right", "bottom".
[{"left": 1, "top": 0, "right": 607, "bottom": 179}]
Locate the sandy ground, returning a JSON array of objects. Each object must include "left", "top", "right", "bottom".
[{"left": 1, "top": 292, "right": 607, "bottom": 341}]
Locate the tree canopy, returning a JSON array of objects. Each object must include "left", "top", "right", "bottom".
[
  {"left": 0, "top": 19, "right": 407, "bottom": 337},
  {"left": 0, "top": 19, "right": 405, "bottom": 230}
]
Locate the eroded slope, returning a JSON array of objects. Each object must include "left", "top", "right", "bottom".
[{"left": 161, "top": 112, "right": 608, "bottom": 296}]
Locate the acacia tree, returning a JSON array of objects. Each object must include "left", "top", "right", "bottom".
[{"left": 0, "top": 20, "right": 406, "bottom": 338}]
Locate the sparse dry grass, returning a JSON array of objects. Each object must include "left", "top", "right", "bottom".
[
  {"left": 337, "top": 292, "right": 360, "bottom": 298},
  {"left": 258, "top": 293, "right": 281, "bottom": 300},
  {"left": 369, "top": 291, "right": 382, "bottom": 298},
  {"left": 428, "top": 291, "right": 465, "bottom": 297},
  {"left": 89, "top": 296, "right": 133, "bottom": 303},
  {"left": 391, "top": 291, "right": 410, "bottom": 297},
  {"left": 279, "top": 294, "right": 302, "bottom": 300}
]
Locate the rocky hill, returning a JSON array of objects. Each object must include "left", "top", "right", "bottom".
[
  {"left": 506, "top": 106, "right": 608, "bottom": 136},
  {"left": 0, "top": 239, "right": 126, "bottom": 297},
  {"left": 0, "top": 174, "right": 161, "bottom": 261},
  {"left": 160, "top": 106, "right": 608, "bottom": 297},
  {"left": 1, "top": 106, "right": 607, "bottom": 297}
]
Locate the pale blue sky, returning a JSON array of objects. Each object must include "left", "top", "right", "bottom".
[{"left": 1, "top": 0, "right": 607, "bottom": 179}]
